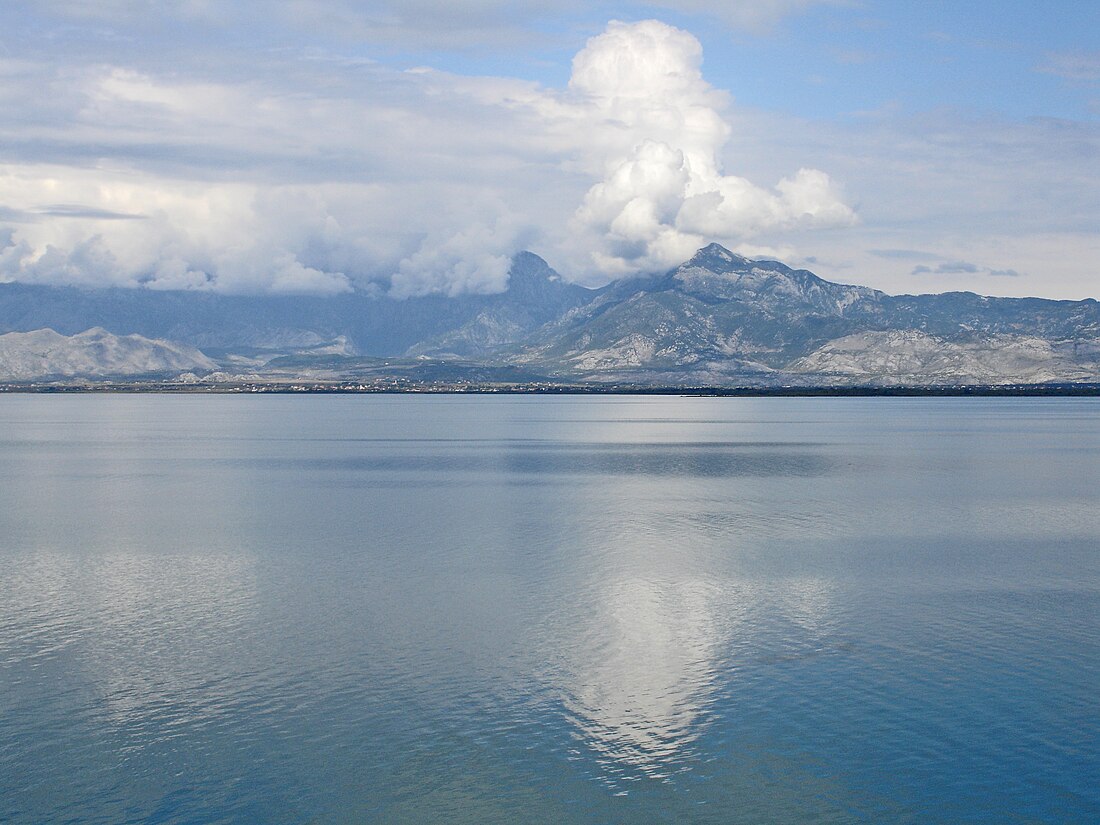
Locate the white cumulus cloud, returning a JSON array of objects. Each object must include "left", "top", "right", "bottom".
[{"left": 563, "top": 20, "right": 857, "bottom": 275}]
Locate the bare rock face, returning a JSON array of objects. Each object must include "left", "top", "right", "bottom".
[{"left": 0, "top": 328, "right": 217, "bottom": 380}]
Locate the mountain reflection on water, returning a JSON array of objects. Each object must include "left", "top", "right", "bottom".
[{"left": 1, "top": 395, "right": 1098, "bottom": 824}]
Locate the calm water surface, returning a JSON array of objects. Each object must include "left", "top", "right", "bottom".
[{"left": 1, "top": 395, "right": 1098, "bottom": 823}]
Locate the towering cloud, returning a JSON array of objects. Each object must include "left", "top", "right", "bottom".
[{"left": 565, "top": 20, "right": 856, "bottom": 274}]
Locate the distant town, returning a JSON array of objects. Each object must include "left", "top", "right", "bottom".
[{"left": 5, "top": 379, "right": 1100, "bottom": 397}]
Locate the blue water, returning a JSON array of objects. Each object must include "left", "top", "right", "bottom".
[{"left": 1, "top": 395, "right": 1098, "bottom": 823}]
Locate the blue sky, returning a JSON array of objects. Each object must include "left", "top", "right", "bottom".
[
  {"left": 387, "top": 2, "right": 1100, "bottom": 122},
  {"left": 0, "top": 1, "right": 1097, "bottom": 298}
]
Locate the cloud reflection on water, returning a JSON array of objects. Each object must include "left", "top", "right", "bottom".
[
  {"left": 548, "top": 570, "right": 840, "bottom": 785},
  {"left": 558, "top": 575, "right": 729, "bottom": 779},
  {"left": 520, "top": 434, "right": 841, "bottom": 786}
]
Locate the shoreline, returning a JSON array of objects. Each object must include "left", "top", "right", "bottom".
[{"left": 3, "top": 382, "right": 1100, "bottom": 397}]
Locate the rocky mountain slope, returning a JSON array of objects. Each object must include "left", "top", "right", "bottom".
[{"left": 500, "top": 244, "right": 1100, "bottom": 384}]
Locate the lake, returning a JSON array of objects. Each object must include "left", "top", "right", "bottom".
[{"left": 1, "top": 394, "right": 1098, "bottom": 823}]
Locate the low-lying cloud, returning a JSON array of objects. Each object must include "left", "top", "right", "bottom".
[{"left": 912, "top": 261, "right": 1021, "bottom": 278}]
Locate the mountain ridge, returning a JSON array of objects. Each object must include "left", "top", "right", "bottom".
[{"left": 1, "top": 244, "right": 1097, "bottom": 385}]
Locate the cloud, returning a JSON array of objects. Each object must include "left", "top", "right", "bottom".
[
  {"left": 636, "top": 1, "right": 849, "bottom": 34},
  {"left": 564, "top": 20, "right": 856, "bottom": 275},
  {"left": 0, "top": 171, "right": 353, "bottom": 293},
  {"left": 28, "top": 1, "right": 840, "bottom": 48},
  {"left": 0, "top": 206, "right": 36, "bottom": 223},
  {"left": 911, "top": 260, "right": 1020, "bottom": 278},
  {"left": 720, "top": 99, "right": 1100, "bottom": 298},
  {"left": 36, "top": 204, "right": 147, "bottom": 220},
  {"left": 868, "top": 248, "right": 942, "bottom": 261},
  {"left": 0, "top": 18, "right": 856, "bottom": 295},
  {"left": 1038, "top": 52, "right": 1100, "bottom": 83},
  {"left": 391, "top": 222, "right": 518, "bottom": 298},
  {"left": 13, "top": 12, "right": 1093, "bottom": 301},
  {"left": 829, "top": 48, "right": 876, "bottom": 66}
]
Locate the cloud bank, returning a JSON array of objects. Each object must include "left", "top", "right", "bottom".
[
  {"left": 0, "top": 18, "right": 856, "bottom": 295},
  {"left": 5, "top": 7, "right": 1097, "bottom": 301}
]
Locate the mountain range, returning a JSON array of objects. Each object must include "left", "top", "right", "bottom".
[{"left": 1, "top": 243, "right": 1098, "bottom": 386}]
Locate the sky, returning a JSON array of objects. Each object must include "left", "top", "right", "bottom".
[{"left": 0, "top": 1, "right": 1098, "bottom": 299}]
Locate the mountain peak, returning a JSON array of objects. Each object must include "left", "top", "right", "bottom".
[
  {"left": 508, "top": 251, "right": 560, "bottom": 288},
  {"left": 511, "top": 250, "right": 551, "bottom": 268},
  {"left": 689, "top": 243, "right": 748, "bottom": 266}
]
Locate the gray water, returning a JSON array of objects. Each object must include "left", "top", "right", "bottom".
[{"left": 1, "top": 395, "right": 1098, "bottom": 823}]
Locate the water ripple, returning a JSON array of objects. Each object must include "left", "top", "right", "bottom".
[{"left": 1, "top": 395, "right": 1098, "bottom": 823}]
